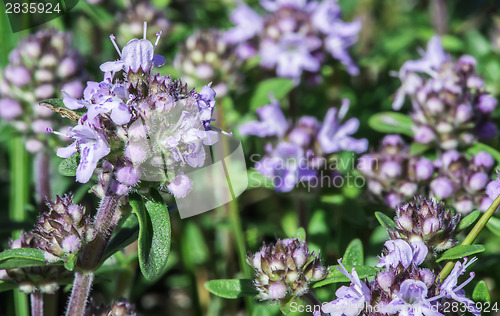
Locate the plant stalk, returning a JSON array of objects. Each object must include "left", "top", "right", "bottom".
[
  {"left": 66, "top": 272, "right": 94, "bottom": 316},
  {"left": 35, "top": 150, "right": 51, "bottom": 212},
  {"left": 439, "top": 193, "right": 500, "bottom": 281},
  {"left": 30, "top": 292, "right": 44, "bottom": 316}
]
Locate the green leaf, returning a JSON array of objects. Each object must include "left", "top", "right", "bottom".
[
  {"left": 486, "top": 216, "right": 500, "bottom": 237},
  {"left": 295, "top": 227, "right": 307, "bottom": 242},
  {"left": 375, "top": 212, "right": 396, "bottom": 230},
  {"left": 39, "top": 98, "right": 65, "bottom": 108},
  {"left": 247, "top": 169, "right": 274, "bottom": 189},
  {"left": 250, "top": 78, "right": 294, "bottom": 110},
  {"left": 368, "top": 112, "right": 414, "bottom": 136},
  {"left": 342, "top": 239, "right": 364, "bottom": 266},
  {"left": 313, "top": 265, "right": 378, "bottom": 288},
  {"left": 205, "top": 279, "right": 258, "bottom": 299},
  {"left": 129, "top": 191, "right": 171, "bottom": 281},
  {"left": 58, "top": 153, "right": 80, "bottom": 177},
  {"left": 467, "top": 143, "right": 500, "bottom": 166},
  {"left": 0, "top": 248, "right": 50, "bottom": 269},
  {"left": 64, "top": 253, "right": 77, "bottom": 271},
  {"left": 0, "top": 280, "right": 18, "bottom": 293},
  {"left": 436, "top": 245, "right": 486, "bottom": 262},
  {"left": 279, "top": 296, "right": 306, "bottom": 315},
  {"left": 409, "top": 142, "right": 430, "bottom": 155},
  {"left": 103, "top": 214, "right": 139, "bottom": 261},
  {"left": 458, "top": 210, "right": 481, "bottom": 231},
  {"left": 472, "top": 280, "right": 491, "bottom": 303},
  {"left": 181, "top": 222, "right": 209, "bottom": 270}
]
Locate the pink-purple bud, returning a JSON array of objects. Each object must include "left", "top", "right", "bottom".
[
  {"left": 468, "top": 172, "right": 488, "bottom": 192},
  {"left": 473, "top": 151, "right": 494, "bottom": 169},
  {"left": 430, "top": 177, "right": 454, "bottom": 199},
  {"left": 167, "top": 174, "right": 192, "bottom": 198},
  {"left": 116, "top": 166, "right": 140, "bottom": 187},
  {"left": 415, "top": 158, "right": 434, "bottom": 180},
  {"left": 0, "top": 98, "right": 22, "bottom": 119}
]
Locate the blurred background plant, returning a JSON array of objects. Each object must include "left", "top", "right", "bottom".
[{"left": 1, "top": 0, "right": 500, "bottom": 315}]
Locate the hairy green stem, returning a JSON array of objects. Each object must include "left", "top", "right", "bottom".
[
  {"left": 30, "top": 292, "right": 44, "bottom": 316},
  {"left": 66, "top": 272, "right": 94, "bottom": 316},
  {"left": 35, "top": 150, "right": 51, "bottom": 213},
  {"left": 439, "top": 193, "right": 500, "bottom": 281},
  {"left": 10, "top": 137, "right": 30, "bottom": 316}
]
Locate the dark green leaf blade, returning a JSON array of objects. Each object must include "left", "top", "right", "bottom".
[
  {"left": 0, "top": 280, "right": 18, "bottom": 293},
  {"left": 129, "top": 191, "right": 171, "bottom": 281},
  {"left": 472, "top": 280, "right": 491, "bottom": 303},
  {"left": 250, "top": 78, "right": 294, "bottom": 110},
  {"left": 103, "top": 214, "right": 139, "bottom": 261},
  {"left": 313, "top": 265, "right": 378, "bottom": 288},
  {"left": 58, "top": 153, "right": 80, "bottom": 177},
  {"left": 375, "top": 212, "right": 396, "bottom": 230},
  {"left": 458, "top": 210, "right": 481, "bottom": 231},
  {"left": 205, "top": 279, "right": 258, "bottom": 299},
  {"left": 342, "top": 239, "right": 364, "bottom": 266},
  {"left": 486, "top": 217, "right": 500, "bottom": 238},
  {"left": 368, "top": 112, "right": 414, "bottom": 136},
  {"left": 0, "top": 248, "right": 49, "bottom": 270},
  {"left": 436, "top": 245, "right": 485, "bottom": 262}
]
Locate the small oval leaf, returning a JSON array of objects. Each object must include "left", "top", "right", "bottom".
[
  {"left": 486, "top": 217, "right": 500, "bottom": 238},
  {"left": 205, "top": 279, "right": 258, "bottom": 299},
  {"left": 368, "top": 112, "right": 414, "bottom": 136},
  {"left": 129, "top": 191, "right": 171, "bottom": 281},
  {"left": 342, "top": 239, "right": 364, "bottom": 266},
  {"left": 458, "top": 210, "right": 481, "bottom": 231},
  {"left": 250, "top": 78, "right": 295, "bottom": 110},
  {"left": 436, "top": 245, "right": 485, "bottom": 263},
  {"left": 472, "top": 280, "right": 491, "bottom": 303},
  {"left": 58, "top": 153, "right": 80, "bottom": 177},
  {"left": 375, "top": 212, "right": 396, "bottom": 230},
  {"left": 0, "top": 248, "right": 50, "bottom": 269},
  {"left": 313, "top": 265, "right": 378, "bottom": 288}
]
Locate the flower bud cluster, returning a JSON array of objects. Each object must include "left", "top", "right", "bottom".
[
  {"left": 430, "top": 150, "right": 494, "bottom": 213},
  {"left": 85, "top": 298, "right": 137, "bottom": 316},
  {"left": 0, "top": 29, "right": 86, "bottom": 152},
  {"left": 224, "top": 0, "right": 360, "bottom": 81},
  {"left": 34, "top": 195, "right": 94, "bottom": 263},
  {"left": 240, "top": 99, "right": 367, "bottom": 192},
  {"left": 389, "top": 197, "right": 460, "bottom": 252},
  {"left": 247, "top": 238, "right": 327, "bottom": 301},
  {"left": 0, "top": 231, "right": 69, "bottom": 294},
  {"left": 321, "top": 198, "right": 481, "bottom": 315},
  {"left": 358, "top": 135, "right": 434, "bottom": 208},
  {"left": 55, "top": 29, "right": 225, "bottom": 198},
  {"left": 174, "top": 30, "right": 242, "bottom": 97},
  {"left": 116, "top": 1, "right": 169, "bottom": 48},
  {"left": 394, "top": 36, "right": 497, "bottom": 150}
]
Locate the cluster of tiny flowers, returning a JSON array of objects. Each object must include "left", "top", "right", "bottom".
[
  {"left": 0, "top": 231, "right": 69, "bottom": 294},
  {"left": 56, "top": 27, "right": 224, "bottom": 198},
  {"left": 388, "top": 197, "right": 460, "bottom": 253},
  {"left": 240, "top": 99, "right": 367, "bottom": 192},
  {"left": 358, "top": 134, "right": 494, "bottom": 213},
  {"left": 174, "top": 29, "right": 242, "bottom": 97},
  {"left": 320, "top": 198, "right": 480, "bottom": 316},
  {"left": 393, "top": 36, "right": 497, "bottom": 150},
  {"left": 247, "top": 238, "right": 327, "bottom": 301},
  {"left": 358, "top": 135, "right": 434, "bottom": 209},
  {"left": 116, "top": 1, "right": 170, "bottom": 48},
  {"left": 0, "top": 29, "right": 86, "bottom": 152},
  {"left": 34, "top": 195, "right": 94, "bottom": 264},
  {"left": 224, "top": 0, "right": 360, "bottom": 81},
  {"left": 85, "top": 298, "right": 137, "bottom": 316}
]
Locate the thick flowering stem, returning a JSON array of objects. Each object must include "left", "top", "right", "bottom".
[
  {"left": 79, "top": 180, "right": 123, "bottom": 271},
  {"left": 30, "top": 292, "right": 43, "bottom": 316},
  {"left": 66, "top": 271, "right": 94, "bottom": 316},
  {"left": 35, "top": 150, "right": 51, "bottom": 212},
  {"left": 439, "top": 192, "right": 500, "bottom": 281}
]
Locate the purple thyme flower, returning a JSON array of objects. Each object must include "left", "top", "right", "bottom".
[
  {"left": 377, "top": 239, "right": 427, "bottom": 270},
  {"left": 393, "top": 36, "right": 498, "bottom": 148},
  {"left": 381, "top": 279, "right": 442, "bottom": 316},
  {"left": 321, "top": 259, "right": 371, "bottom": 316},
  {"left": 57, "top": 120, "right": 111, "bottom": 183},
  {"left": 239, "top": 101, "right": 288, "bottom": 138},
  {"left": 225, "top": 0, "right": 360, "bottom": 80},
  {"left": 317, "top": 99, "right": 368, "bottom": 154}
]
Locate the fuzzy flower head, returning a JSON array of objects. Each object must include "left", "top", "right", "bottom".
[
  {"left": 34, "top": 195, "right": 94, "bottom": 264},
  {"left": 247, "top": 238, "right": 327, "bottom": 301},
  {"left": 225, "top": 0, "right": 360, "bottom": 81},
  {"left": 240, "top": 99, "right": 366, "bottom": 192},
  {"left": 174, "top": 30, "right": 242, "bottom": 97},
  {"left": 357, "top": 135, "right": 434, "bottom": 208},
  {"left": 0, "top": 231, "right": 69, "bottom": 294},
  {"left": 389, "top": 197, "right": 460, "bottom": 251},
  {"left": 0, "top": 29, "right": 86, "bottom": 153},
  {"left": 381, "top": 279, "right": 442, "bottom": 316},
  {"left": 393, "top": 36, "right": 497, "bottom": 149},
  {"left": 54, "top": 26, "right": 226, "bottom": 198}
]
